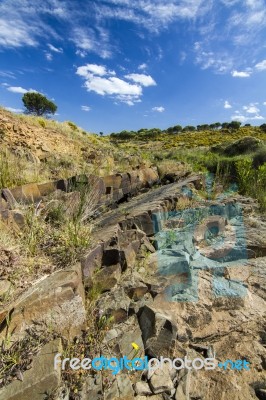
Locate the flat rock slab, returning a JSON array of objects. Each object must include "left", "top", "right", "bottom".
[
  {"left": 0, "top": 338, "right": 62, "bottom": 400},
  {"left": 0, "top": 264, "right": 86, "bottom": 343}
]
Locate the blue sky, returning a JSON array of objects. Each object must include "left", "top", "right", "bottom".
[{"left": 0, "top": 0, "right": 266, "bottom": 134}]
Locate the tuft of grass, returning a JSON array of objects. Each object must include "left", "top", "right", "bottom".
[{"left": 67, "top": 121, "right": 78, "bottom": 131}]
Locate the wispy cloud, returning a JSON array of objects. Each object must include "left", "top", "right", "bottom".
[
  {"left": 4, "top": 106, "right": 23, "bottom": 113},
  {"left": 152, "top": 106, "right": 165, "bottom": 112},
  {"left": 231, "top": 70, "right": 251, "bottom": 77},
  {"left": 81, "top": 105, "right": 91, "bottom": 111},
  {"left": 255, "top": 59, "right": 266, "bottom": 71},
  {"left": 224, "top": 100, "right": 232, "bottom": 109},
  {"left": 94, "top": 0, "right": 208, "bottom": 33},
  {"left": 0, "top": 71, "right": 16, "bottom": 79},
  {"left": 138, "top": 63, "right": 148, "bottom": 71},
  {"left": 44, "top": 52, "right": 53, "bottom": 61},
  {"left": 193, "top": 0, "right": 266, "bottom": 74},
  {"left": 47, "top": 43, "right": 63, "bottom": 53},
  {"left": 72, "top": 27, "right": 113, "bottom": 59},
  {"left": 76, "top": 63, "right": 156, "bottom": 105}
]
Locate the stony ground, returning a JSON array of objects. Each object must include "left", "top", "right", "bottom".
[{"left": 0, "top": 111, "right": 265, "bottom": 399}]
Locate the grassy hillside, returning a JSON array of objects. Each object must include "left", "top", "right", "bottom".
[{"left": 0, "top": 107, "right": 142, "bottom": 189}]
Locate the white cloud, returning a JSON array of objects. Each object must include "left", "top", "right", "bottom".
[
  {"left": 76, "top": 64, "right": 156, "bottom": 105},
  {"left": 125, "top": 73, "right": 156, "bottom": 87},
  {"left": 152, "top": 106, "right": 165, "bottom": 112},
  {"left": 45, "top": 52, "right": 53, "bottom": 61},
  {"left": 138, "top": 63, "right": 147, "bottom": 70},
  {"left": 6, "top": 86, "right": 37, "bottom": 94},
  {"left": 231, "top": 114, "right": 247, "bottom": 123},
  {"left": 243, "top": 103, "right": 260, "bottom": 113},
  {"left": 231, "top": 111, "right": 264, "bottom": 123},
  {"left": 263, "top": 102, "right": 266, "bottom": 106},
  {"left": 224, "top": 100, "right": 232, "bottom": 109},
  {"left": 252, "top": 115, "right": 264, "bottom": 120},
  {"left": 81, "top": 105, "right": 91, "bottom": 111},
  {"left": 7, "top": 86, "right": 28, "bottom": 94},
  {"left": 77, "top": 64, "right": 108, "bottom": 77},
  {"left": 231, "top": 70, "right": 251, "bottom": 77},
  {"left": 4, "top": 107, "right": 23, "bottom": 113},
  {"left": 84, "top": 76, "right": 141, "bottom": 96},
  {"left": 255, "top": 59, "right": 266, "bottom": 71},
  {"left": 47, "top": 43, "right": 63, "bottom": 53}
]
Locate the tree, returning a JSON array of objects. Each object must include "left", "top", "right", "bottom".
[
  {"left": 221, "top": 122, "right": 230, "bottom": 129},
  {"left": 183, "top": 125, "right": 196, "bottom": 132},
  {"left": 22, "top": 92, "right": 57, "bottom": 117},
  {"left": 260, "top": 123, "right": 266, "bottom": 132},
  {"left": 229, "top": 120, "right": 241, "bottom": 130},
  {"left": 172, "top": 125, "right": 182, "bottom": 133}
]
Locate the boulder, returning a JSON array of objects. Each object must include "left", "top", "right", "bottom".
[
  {"left": 149, "top": 362, "right": 174, "bottom": 395},
  {"left": 0, "top": 280, "right": 11, "bottom": 297},
  {"left": 0, "top": 264, "right": 86, "bottom": 343},
  {"left": 8, "top": 183, "right": 42, "bottom": 204},
  {"left": 37, "top": 181, "right": 57, "bottom": 197},
  {"left": 93, "top": 264, "right": 122, "bottom": 292},
  {"left": 0, "top": 339, "right": 62, "bottom": 400},
  {"left": 134, "top": 382, "right": 152, "bottom": 396},
  {"left": 138, "top": 305, "right": 177, "bottom": 357}
]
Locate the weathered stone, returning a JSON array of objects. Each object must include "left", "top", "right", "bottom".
[
  {"left": 80, "top": 374, "right": 103, "bottom": 400},
  {"left": 120, "top": 173, "right": 131, "bottom": 195},
  {"left": 37, "top": 181, "right": 57, "bottom": 197},
  {"left": 105, "top": 375, "right": 134, "bottom": 400},
  {"left": 0, "top": 339, "right": 62, "bottom": 400},
  {"left": 9, "top": 183, "right": 42, "bottom": 204},
  {"left": 132, "top": 212, "right": 155, "bottom": 236},
  {"left": 149, "top": 362, "right": 174, "bottom": 395},
  {"left": 0, "top": 280, "right": 11, "bottom": 297},
  {"left": 0, "top": 264, "right": 86, "bottom": 342},
  {"left": 116, "top": 374, "right": 134, "bottom": 399},
  {"left": 96, "top": 287, "right": 130, "bottom": 323},
  {"left": 103, "top": 174, "right": 122, "bottom": 190},
  {"left": 139, "top": 306, "right": 177, "bottom": 357},
  {"left": 134, "top": 382, "right": 152, "bottom": 396},
  {"left": 0, "top": 209, "right": 25, "bottom": 230},
  {"left": 103, "top": 328, "right": 121, "bottom": 343},
  {"left": 1, "top": 188, "right": 18, "bottom": 209},
  {"left": 0, "top": 197, "right": 7, "bottom": 210},
  {"left": 138, "top": 167, "right": 159, "bottom": 188},
  {"left": 93, "top": 264, "right": 122, "bottom": 291},
  {"left": 118, "top": 315, "right": 144, "bottom": 359},
  {"left": 82, "top": 244, "right": 104, "bottom": 286},
  {"left": 126, "top": 285, "right": 148, "bottom": 300},
  {"left": 122, "top": 243, "right": 137, "bottom": 270}
]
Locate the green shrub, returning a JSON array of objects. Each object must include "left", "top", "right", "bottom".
[
  {"left": 67, "top": 121, "right": 78, "bottom": 131},
  {"left": 37, "top": 118, "right": 46, "bottom": 128},
  {"left": 223, "top": 136, "right": 262, "bottom": 157},
  {"left": 252, "top": 147, "right": 266, "bottom": 169}
]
